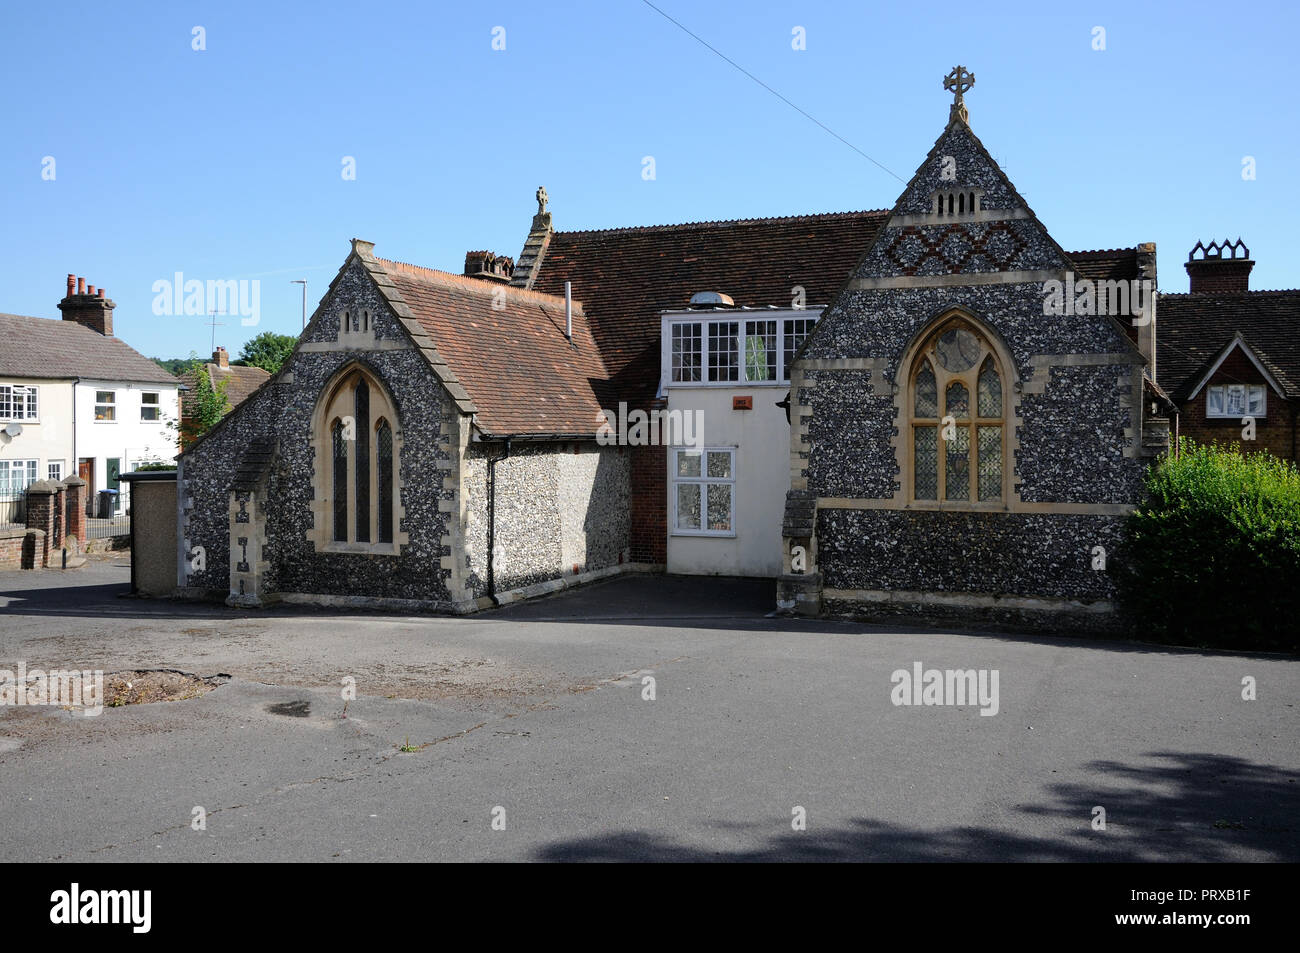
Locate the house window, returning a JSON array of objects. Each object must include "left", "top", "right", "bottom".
[
  {"left": 909, "top": 318, "right": 1006, "bottom": 504},
  {"left": 140, "top": 392, "right": 160, "bottom": 421},
  {"left": 0, "top": 384, "right": 38, "bottom": 421},
  {"left": 317, "top": 367, "right": 401, "bottom": 550},
  {"left": 708, "top": 321, "right": 740, "bottom": 382},
  {"left": 48, "top": 460, "right": 64, "bottom": 482},
  {"left": 671, "top": 323, "right": 702, "bottom": 382},
  {"left": 1206, "top": 384, "right": 1266, "bottom": 418},
  {"left": 672, "top": 448, "right": 735, "bottom": 536},
  {"left": 667, "top": 314, "right": 820, "bottom": 386},
  {"left": 95, "top": 391, "right": 116, "bottom": 421},
  {"left": 0, "top": 459, "right": 38, "bottom": 495},
  {"left": 784, "top": 318, "right": 816, "bottom": 372}
]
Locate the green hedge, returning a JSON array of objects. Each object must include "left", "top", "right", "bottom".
[{"left": 1118, "top": 440, "right": 1300, "bottom": 652}]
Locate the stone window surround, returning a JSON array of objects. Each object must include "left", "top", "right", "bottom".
[
  {"left": 307, "top": 361, "right": 409, "bottom": 556},
  {"left": 904, "top": 313, "right": 1009, "bottom": 505}
]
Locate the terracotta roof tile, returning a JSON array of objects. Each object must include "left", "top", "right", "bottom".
[{"left": 378, "top": 260, "right": 609, "bottom": 436}]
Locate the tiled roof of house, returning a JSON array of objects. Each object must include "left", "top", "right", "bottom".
[
  {"left": 379, "top": 259, "right": 610, "bottom": 436},
  {"left": 528, "top": 210, "right": 1145, "bottom": 406},
  {"left": 179, "top": 362, "right": 271, "bottom": 417},
  {"left": 0, "top": 312, "right": 178, "bottom": 385},
  {"left": 531, "top": 211, "right": 890, "bottom": 405},
  {"left": 1157, "top": 290, "right": 1300, "bottom": 400},
  {"left": 1067, "top": 248, "right": 1143, "bottom": 282}
]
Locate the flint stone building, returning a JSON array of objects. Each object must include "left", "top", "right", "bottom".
[{"left": 178, "top": 70, "right": 1291, "bottom": 629}]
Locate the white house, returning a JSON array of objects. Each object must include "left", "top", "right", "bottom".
[{"left": 0, "top": 275, "right": 180, "bottom": 521}]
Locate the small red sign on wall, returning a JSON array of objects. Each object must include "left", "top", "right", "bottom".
[{"left": 733, "top": 396, "right": 753, "bottom": 410}]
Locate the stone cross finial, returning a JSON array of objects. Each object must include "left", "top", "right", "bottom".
[
  {"left": 943, "top": 65, "right": 975, "bottom": 122},
  {"left": 536, "top": 185, "right": 548, "bottom": 216}
]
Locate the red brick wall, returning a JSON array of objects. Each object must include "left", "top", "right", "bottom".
[
  {"left": 0, "top": 532, "right": 27, "bottom": 570},
  {"left": 1178, "top": 348, "right": 1297, "bottom": 462},
  {"left": 629, "top": 443, "right": 666, "bottom": 564}
]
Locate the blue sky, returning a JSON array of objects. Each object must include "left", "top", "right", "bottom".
[{"left": 1, "top": 0, "right": 1295, "bottom": 361}]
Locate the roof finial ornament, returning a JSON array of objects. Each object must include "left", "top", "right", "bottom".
[
  {"left": 536, "top": 185, "right": 548, "bottom": 216},
  {"left": 943, "top": 65, "right": 975, "bottom": 123}
]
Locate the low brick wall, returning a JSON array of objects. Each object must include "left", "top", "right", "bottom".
[{"left": 0, "top": 527, "right": 28, "bottom": 570}]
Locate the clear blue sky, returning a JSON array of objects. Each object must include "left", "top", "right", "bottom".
[{"left": 1, "top": 0, "right": 1295, "bottom": 361}]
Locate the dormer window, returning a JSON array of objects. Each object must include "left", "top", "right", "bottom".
[{"left": 933, "top": 189, "right": 982, "bottom": 218}]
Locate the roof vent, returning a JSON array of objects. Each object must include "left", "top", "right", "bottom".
[{"left": 688, "top": 291, "right": 734, "bottom": 308}]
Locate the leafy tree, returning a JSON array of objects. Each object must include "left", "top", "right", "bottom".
[
  {"left": 175, "top": 357, "right": 231, "bottom": 448},
  {"left": 238, "top": 331, "right": 297, "bottom": 375},
  {"left": 153, "top": 357, "right": 191, "bottom": 376}
]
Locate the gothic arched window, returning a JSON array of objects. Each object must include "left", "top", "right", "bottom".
[
  {"left": 908, "top": 318, "right": 1007, "bottom": 504},
  {"left": 315, "top": 366, "right": 402, "bottom": 550}
]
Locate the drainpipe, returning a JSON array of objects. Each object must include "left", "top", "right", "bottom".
[{"left": 486, "top": 436, "right": 513, "bottom": 605}]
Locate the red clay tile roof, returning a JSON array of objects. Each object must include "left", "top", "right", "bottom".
[
  {"left": 0, "top": 312, "right": 179, "bottom": 384},
  {"left": 1157, "top": 290, "right": 1300, "bottom": 400},
  {"left": 531, "top": 211, "right": 891, "bottom": 405},
  {"left": 529, "top": 210, "right": 1145, "bottom": 407},
  {"left": 380, "top": 260, "right": 610, "bottom": 436},
  {"left": 179, "top": 362, "right": 271, "bottom": 418}
]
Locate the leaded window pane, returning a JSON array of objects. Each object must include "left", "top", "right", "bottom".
[
  {"left": 945, "top": 426, "right": 970, "bottom": 501},
  {"left": 914, "top": 426, "right": 938, "bottom": 500},
  {"left": 706, "top": 451, "right": 732, "bottom": 479},
  {"left": 332, "top": 420, "right": 348, "bottom": 542},
  {"left": 978, "top": 426, "right": 1002, "bottom": 502},
  {"left": 676, "top": 484, "right": 701, "bottom": 530},
  {"left": 354, "top": 379, "right": 370, "bottom": 543},
  {"left": 915, "top": 361, "right": 938, "bottom": 417},
  {"left": 1225, "top": 384, "right": 1245, "bottom": 416},
  {"left": 977, "top": 358, "right": 1001, "bottom": 417},
  {"left": 377, "top": 420, "right": 393, "bottom": 544},
  {"left": 946, "top": 381, "right": 969, "bottom": 418},
  {"left": 677, "top": 450, "right": 701, "bottom": 478},
  {"left": 936, "top": 327, "right": 980, "bottom": 372},
  {"left": 706, "top": 484, "right": 731, "bottom": 532}
]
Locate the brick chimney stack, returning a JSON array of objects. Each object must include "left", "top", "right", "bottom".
[
  {"left": 213, "top": 346, "right": 229, "bottom": 369},
  {"left": 1185, "top": 239, "right": 1254, "bottom": 294},
  {"left": 463, "top": 250, "right": 514, "bottom": 283},
  {"left": 58, "top": 274, "right": 115, "bottom": 336}
]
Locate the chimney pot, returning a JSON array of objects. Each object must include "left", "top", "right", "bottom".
[
  {"left": 1185, "top": 239, "right": 1253, "bottom": 294},
  {"left": 76, "top": 277, "right": 85, "bottom": 295},
  {"left": 87, "top": 285, "right": 95, "bottom": 296},
  {"left": 97, "top": 287, "right": 105, "bottom": 298},
  {"left": 66, "top": 274, "right": 75, "bottom": 297}
]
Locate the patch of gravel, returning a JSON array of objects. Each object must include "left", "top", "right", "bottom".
[{"left": 104, "top": 670, "right": 230, "bottom": 707}]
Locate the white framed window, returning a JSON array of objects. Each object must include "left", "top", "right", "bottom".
[
  {"left": 0, "top": 384, "right": 38, "bottom": 421},
  {"left": 666, "top": 313, "right": 819, "bottom": 386},
  {"left": 48, "top": 460, "right": 64, "bottom": 482},
  {"left": 671, "top": 447, "right": 735, "bottom": 536},
  {"left": 94, "top": 390, "right": 116, "bottom": 421},
  {"left": 671, "top": 323, "right": 702, "bottom": 382},
  {"left": 140, "top": 391, "right": 160, "bottom": 421},
  {"left": 1206, "top": 383, "right": 1266, "bottom": 418},
  {"left": 0, "top": 459, "right": 38, "bottom": 495}
]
